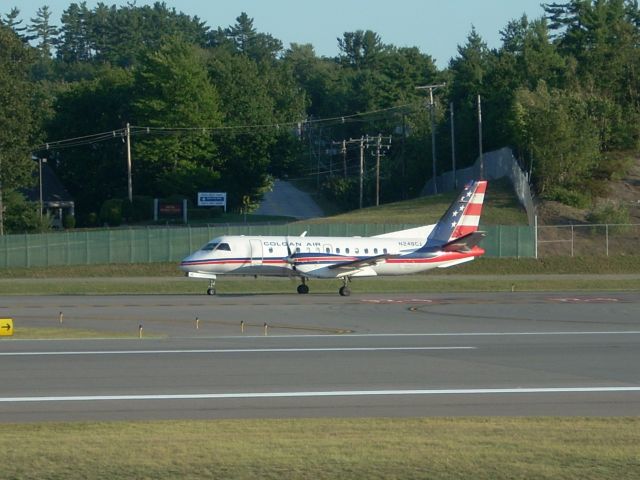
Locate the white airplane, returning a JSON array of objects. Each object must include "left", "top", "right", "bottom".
[{"left": 180, "top": 180, "right": 488, "bottom": 296}]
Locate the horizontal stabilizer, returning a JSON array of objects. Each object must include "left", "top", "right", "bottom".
[{"left": 442, "top": 231, "right": 486, "bottom": 252}]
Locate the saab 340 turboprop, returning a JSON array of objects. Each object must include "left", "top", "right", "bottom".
[{"left": 180, "top": 180, "right": 488, "bottom": 296}]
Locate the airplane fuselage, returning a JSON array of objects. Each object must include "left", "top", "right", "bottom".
[
  {"left": 179, "top": 180, "right": 488, "bottom": 295},
  {"left": 179, "top": 233, "right": 483, "bottom": 279}
]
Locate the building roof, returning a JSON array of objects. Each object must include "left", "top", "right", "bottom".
[{"left": 24, "top": 163, "right": 75, "bottom": 207}]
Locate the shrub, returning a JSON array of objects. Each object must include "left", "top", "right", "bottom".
[
  {"left": 122, "top": 195, "right": 154, "bottom": 222},
  {"left": 62, "top": 213, "right": 76, "bottom": 229},
  {"left": 99, "top": 199, "right": 123, "bottom": 226},
  {"left": 587, "top": 201, "right": 630, "bottom": 225},
  {"left": 545, "top": 186, "right": 591, "bottom": 209},
  {"left": 85, "top": 212, "right": 99, "bottom": 227}
]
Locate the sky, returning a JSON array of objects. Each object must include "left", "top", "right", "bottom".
[{"left": 5, "top": 0, "right": 547, "bottom": 68}]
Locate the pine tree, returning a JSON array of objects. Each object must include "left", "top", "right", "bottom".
[{"left": 27, "top": 6, "right": 59, "bottom": 57}]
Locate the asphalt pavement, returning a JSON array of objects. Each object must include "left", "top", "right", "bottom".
[
  {"left": 1, "top": 292, "right": 639, "bottom": 422},
  {"left": 254, "top": 179, "right": 323, "bottom": 219}
]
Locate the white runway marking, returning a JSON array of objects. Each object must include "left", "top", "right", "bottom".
[
  {"left": 2, "top": 387, "right": 640, "bottom": 403},
  {"left": 0, "top": 346, "right": 475, "bottom": 356},
  {"left": 215, "top": 330, "right": 640, "bottom": 339}
]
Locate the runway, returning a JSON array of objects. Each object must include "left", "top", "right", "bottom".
[{"left": 1, "top": 292, "right": 639, "bottom": 421}]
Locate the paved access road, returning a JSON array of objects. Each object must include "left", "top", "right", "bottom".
[
  {"left": 254, "top": 179, "right": 323, "bottom": 219},
  {"left": 1, "top": 292, "right": 639, "bottom": 422}
]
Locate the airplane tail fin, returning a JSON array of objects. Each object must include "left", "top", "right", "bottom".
[{"left": 419, "top": 180, "right": 487, "bottom": 252}]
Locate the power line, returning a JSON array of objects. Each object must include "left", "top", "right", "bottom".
[{"left": 33, "top": 103, "right": 420, "bottom": 152}]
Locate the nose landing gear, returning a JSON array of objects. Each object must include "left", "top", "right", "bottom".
[{"left": 206, "top": 279, "right": 216, "bottom": 295}]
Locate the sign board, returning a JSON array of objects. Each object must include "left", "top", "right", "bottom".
[
  {"left": 158, "top": 202, "right": 183, "bottom": 216},
  {"left": 0, "top": 318, "right": 13, "bottom": 336},
  {"left": 154, "top": 199, "right": 188, "bottom": 223},
  {"left": 198, "top": 192, "right": 226, "bottom": 211}
]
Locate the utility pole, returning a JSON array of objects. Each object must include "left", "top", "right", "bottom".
[
  {"left": 38, "top": 157, "right": 47, "bottom": 219},
  {"left": 371, "top": 134, "right": 392, "bottom": 206},
  {"left": 338, "top": 136, "right": 368, "bottom": 209},
  {"left": 331, "top": 139, "right": 348, "bottom": 178},
  {"left": 477, "top": 94, "right": 484, "bottom": 180},
  {"left": 126, "top": 122, "right": 133, "bottom": 202},
  {"left": 401, "top": 113, "right": 407, "bottom": 199},
  {"left": 356, "top": 136, "right": 367, "bottom": 209},
  {"left": 450, "top": 102, "right": 457, "bottom": 189},
  {"left": 416, "top": 83, "right": 445, "bottom": 194},
  {"left": 341, "top": 139, "right": 347, "bottom": 178}
]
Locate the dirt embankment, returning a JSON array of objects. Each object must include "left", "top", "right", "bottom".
[{"left": 537, "top": 157, "right": 640, "bottom": 226}]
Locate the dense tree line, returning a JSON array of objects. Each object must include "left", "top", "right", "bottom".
[{"left": 1, "top": 1, "right": 639, "bottom": 232}]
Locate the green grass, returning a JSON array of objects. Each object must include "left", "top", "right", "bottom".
[
  {"left": 9, "top": 327, "right": 143, "bottom": 339},
  {"left": 2, "top": 255, "right": 640, "bottom": 280},
  {"left": 299, "top": 177, "right": 528, "bottom": 225},
  {"left": 1, "top": 417, "right": 638, "bottom": 479},
  {"left": 1, "top": 256, "right": 639, "bottom": 295},
  {"left": 1, "top": 271, "right": 639, "bottom": 295}
]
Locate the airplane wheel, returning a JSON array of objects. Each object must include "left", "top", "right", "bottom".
[
  {"left": 207, "top": 288, "right": 216, "bottom": 296},
  {"left": 339, "top": 286, "right": 351, "bottom": 297},
  {"left": 297, "top": 284, "right": 309, "bottom": 294}
]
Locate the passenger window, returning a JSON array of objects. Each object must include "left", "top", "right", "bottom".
[
  {"left": 345, "top": 248, "right": 350, "bottom": 254},
  {"left": 364, "top": 248, "right": 369, "bottom": 254},
  {"left": 325, "top": 247, "right": 330, "bottom": 253},
  {"left": 354, "top": 248, "right": 360, "bottom": 254},
  {"left": 269, "top": 247, "right": 273, "bottom": 253},
  {"left": 374, "top": 248, "right": 378, "bottom": 254},
  {"left": 383, "top": 248, "right": 388, "bottom": 254},
  {"left": 296, "top": 247, "right": 301, "bottom": 253},
  {"left": 336, "top": 248, "right": 341, "bottom": 254}
]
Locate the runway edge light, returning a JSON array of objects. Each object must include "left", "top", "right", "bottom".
[{"left": 0, "top": 318, "right": 14, "bottom": 337}]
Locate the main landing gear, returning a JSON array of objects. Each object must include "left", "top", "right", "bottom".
[
  {"left": 206, "top": 278, "right": 216, "bottom": 295},
  {"left": 297, "top": 277, "right": 309, "bottom": 294},
  {"left": 297, "top": 277, "right": 352, "bottom": 296},
  {"left": 339, "top": 277, "right": 351, "bottom": 297}
]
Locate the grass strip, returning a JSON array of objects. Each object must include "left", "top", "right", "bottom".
[
  {"left": 8, "top": 327, "right": 147, "bottom": 339},
  {"left": 0, "top": 275, "right": 639, "bottom": 295},
  {"left": 2, "top": 256, "right": 640, "bottom": 279},
  {"left": 1, "top": 417, "right": 638, "bottom": 480}
]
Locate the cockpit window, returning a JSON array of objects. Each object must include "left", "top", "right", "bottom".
[{"left": 201, "top": 242, "right": 231, "bottom": 252}]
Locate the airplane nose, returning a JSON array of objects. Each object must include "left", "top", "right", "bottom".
[{"left": 179, "top": 254, "right": 195, "bottom": 272}]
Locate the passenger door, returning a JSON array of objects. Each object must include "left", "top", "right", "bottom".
[{"left": 249, "top": 239, "right": 263, "bottom": 266}]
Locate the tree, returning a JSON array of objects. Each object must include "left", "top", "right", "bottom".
[
  {"left": 57, "top": 2, "right": 91, "bottom": 63},
  {"left": 512, "top": 81, "right": 600, "bottom": 202},
  {"left": 447, "top": 27, "right": 491, "bottom": 167},
  {"left": 0, "top": 26, "right": 42, "bottom": 233},
  {"left": 205, "top": 49, "right": 284, "bottom": 207},
  {"left": 27, "top": 6, "right": 58, "bottom": 58},
  {"left": 1, "top": 7, "right": 28, "bottom": 40},
  {"left": 543, "top": 0, "right": 640, "bottom": 149},
  {"left": 44, "top": 66, "right": 135, "bottom": 221},
  {"left": 338, "top": 30, "right": 385, "bottom": 69},
  {"left": 132, "top": 37, "right": 223, "bottom": 198},
  {"left": 214, "top": 12, "right": 283, "bottom": 63}
]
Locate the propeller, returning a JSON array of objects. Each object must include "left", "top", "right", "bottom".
[{"left": 285, "top": 236, "right": 298, "bottom": 271}]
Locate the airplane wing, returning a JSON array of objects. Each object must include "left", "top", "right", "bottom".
[
  {"left": 328, "top": 253, "right": 399, "bottom": 271},
  {"left": 442, "top": 231, "right": 486, "bottom": 252}
]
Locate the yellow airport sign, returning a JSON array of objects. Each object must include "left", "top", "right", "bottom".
[{"left": 0, "top": 318, "right": 13, "bottom": 336}]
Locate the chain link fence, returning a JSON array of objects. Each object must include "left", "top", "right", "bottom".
[
  {"left": 0, "top": 224, "right": 535, "bottom": 268},
  {"left": 537, "top": 223, "right": 640, "bottom": 257}
]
